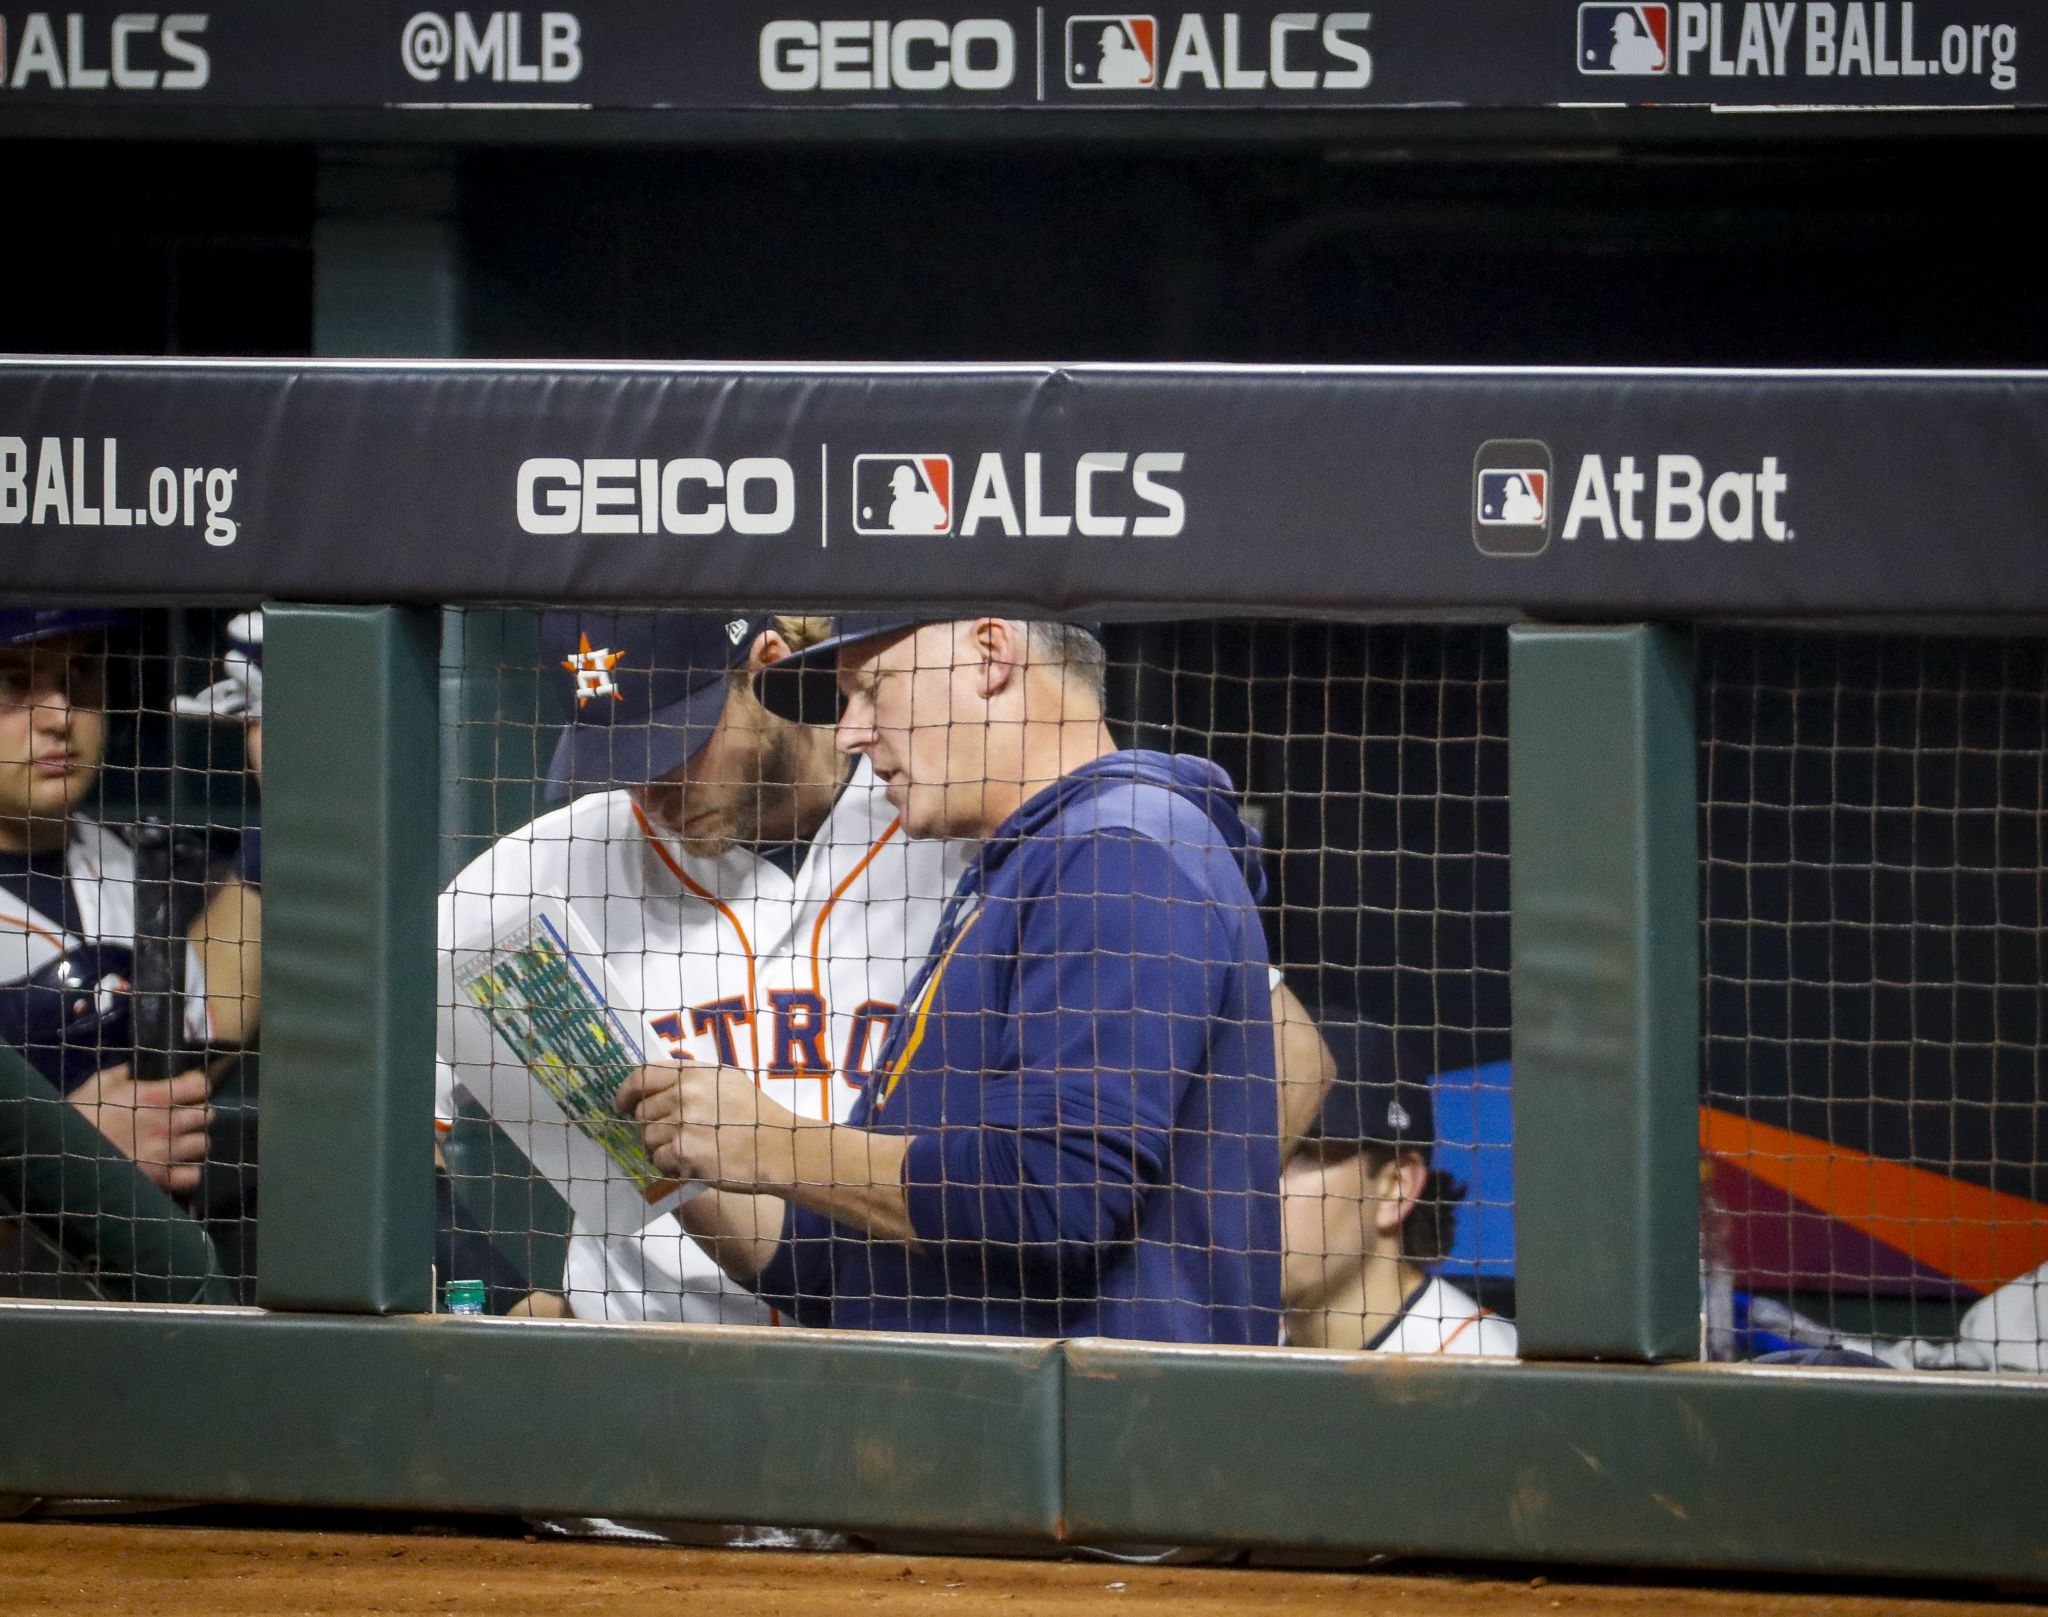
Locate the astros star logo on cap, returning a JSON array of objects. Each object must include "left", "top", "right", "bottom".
[{"left": 562, "top": 633, "right": 625, "bottom": 706}]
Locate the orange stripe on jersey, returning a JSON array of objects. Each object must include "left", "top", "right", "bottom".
[
  {"left": 876, "top": 903, "right": 983, "bottom": 1113},
  {"left": 1436, "top": 1307, "right": 1493, "bottom": 1354},
  {"left": 807, "top": 816, "right": 903, "bottom": 1117},
  {"left": 633, "top": 802, "right": 763, "bottom": 1075},
  {"left": 1, "top": 909, "right": 73, "bottom": 951}
]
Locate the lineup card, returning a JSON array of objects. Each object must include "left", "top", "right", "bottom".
[{"left": 442, "top": 898, "right": 692, "bottom": 1233}]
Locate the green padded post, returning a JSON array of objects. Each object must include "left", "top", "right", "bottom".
[
  {"left": 256, "top": 606, "right": 440, "bottom": 1313},
  {"left": 1509, "top": 624, "right": 1699, "bottom": 1361}
]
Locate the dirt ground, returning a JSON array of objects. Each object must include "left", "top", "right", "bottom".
[{"left": 0, "top": 1520, "right": 2040, "bottom": 1617}]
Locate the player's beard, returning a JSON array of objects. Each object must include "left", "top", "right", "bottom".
[{"left": 676, "top": 717, "right": 839, "bottom": 860}]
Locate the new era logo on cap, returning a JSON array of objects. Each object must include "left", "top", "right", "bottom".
[
  {"left": 1472, "top": 440, "right": 1554, "bottom": 558},
  {"left": 853, "top": 455, "right": 953, "bottom": 536},
  {"left": 1066, "top": 14, "right": 1156, "bottom": 88},
  {"left": 1577, "top": 3, "right": 1669, "bottom": 73}
]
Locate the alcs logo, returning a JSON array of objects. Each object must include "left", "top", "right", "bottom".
[
  {"left": 1, "top": 12, "right": 211, "bottom": 90},
  {"left": 851, "top": 450, "right": 1186, "bottom": 537},
  {"left": 1062, "top": 10, "right": 1372, "bottom": 91}
]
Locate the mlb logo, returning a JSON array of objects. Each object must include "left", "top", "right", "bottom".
[
  {"left": 1066, "top": 15, "right": 1156, "bottom": 90},
  {"left": 1577, "top": 3, "right": 1669, "bottom": 74},
  {"left": 853, "top": 454, "right": 953, "bottom": 536},
  {"left": 1472, "top": 441, "right": 1553, "bottom": 558}
]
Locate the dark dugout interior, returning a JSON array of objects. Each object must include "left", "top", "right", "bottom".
[{"left": 3, "top": 133, "right": 2045, "bottom": 1200}]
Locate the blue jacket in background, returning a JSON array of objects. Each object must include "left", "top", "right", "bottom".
[{"left": 754, "top": 749, "right": 1283, "bottom": 1343}]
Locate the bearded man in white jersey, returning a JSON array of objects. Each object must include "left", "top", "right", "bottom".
[{"left": 436, "top": 610, "right": 971, "bottom": 1324}]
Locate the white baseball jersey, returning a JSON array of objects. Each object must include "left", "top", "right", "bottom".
[
  {"left": 435, "top": 759, "right": 970, "bottom": 1323},
  {"left": 1372, "top": 1275, "right": 1519, "bottom": 1357},
  {"left": 1, "top": 815, "right": 211, "bottom": 1056}
]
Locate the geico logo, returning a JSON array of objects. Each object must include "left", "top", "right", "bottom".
[
  {"left": 2, "top": 12, "right": 210, "bottom": 91},
  {"left": 954, "top": 451, "right": 1185, "bottom": 538},
  {"left": 759, "top": 19, "right": 1016, "bottom": 92},
  {"left": 1561, "top": 453, "right": 1790, "bottom": 543},
  {"left": 1143, "top": 12, "right": 1372, "bottom": 90},
  {"left": 517, "top": 457, "right": 796, "bottom": 537}
]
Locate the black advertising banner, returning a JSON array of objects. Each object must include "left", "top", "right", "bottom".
[
  {"left": 0, "top": 2, "right": 2033, "bottom": 118},
  {"left": 4, "top": 358, "right": 2048, "bottom": 619}
]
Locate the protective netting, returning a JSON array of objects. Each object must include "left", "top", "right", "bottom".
[
  {"left": 0, "top": 608, "right": 258, "bottom": 1305},
  {"left": 18, "top": 607, "right": 2037, "bottom": 1366},
  {"left": 1700, "top": 629, "right": 2048, "bottom": 1372},
  {"left": 435, "top": 613, "right": 1515, "bottom": 1350}
]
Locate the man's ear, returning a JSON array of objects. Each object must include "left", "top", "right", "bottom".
[
  {"left": 747, "top": 627, "right": 794, "bottom": 674},
  {"left": 1371, "top": 1152, "right": 1430, "bottom": 1239},
  {"left": 969, "top": 617, "right": 1024, "bottom": 701}
]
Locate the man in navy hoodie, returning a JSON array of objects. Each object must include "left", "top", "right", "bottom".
[{"left": 618, "top": 616, "right": 1282, "bottom": 1344}]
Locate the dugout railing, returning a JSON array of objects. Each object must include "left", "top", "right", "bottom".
[{"left": 2, "top": 359, "right": 2046, "bottom": 1584}]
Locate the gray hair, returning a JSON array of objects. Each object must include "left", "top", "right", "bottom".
[{"left": 1022, "top": 620, "right": 1106, "bottom": 705}]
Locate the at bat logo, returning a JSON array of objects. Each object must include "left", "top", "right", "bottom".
[
  {"left": 1578, "top": 3, "right": 1670, "bottom": 74},
  {"left": 1066, "top": 14, "right": 1156, "bottom": 88},
  {"left": 853, "top": 454, "right": 952, "bottom": 535},
  {"left": 1562, "top": 452, "right": 1792, "bottom": 542},
  {"left": 1, "top": 12, "right": 211, "bottom": 90}
]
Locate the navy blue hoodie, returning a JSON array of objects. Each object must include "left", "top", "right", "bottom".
[{"left": 754, "top": 750, "right": 1283, "bottom": 1343}]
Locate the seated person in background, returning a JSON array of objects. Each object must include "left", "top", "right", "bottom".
[
  {"left": 1743, "top": 1261, "right": 2048, "bottom": 1374},
  {"left": 0, "top": 608, "right": 214, "bottom": 1196},
  {"left": 1282, "top": 1017, "right": 1517, "bottom": 1355}
]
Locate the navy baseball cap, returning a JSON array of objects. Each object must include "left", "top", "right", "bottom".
[
  {"left": 0, "top": 607, "right": 137, "bottom": 646},
  {"left": 753, "top": 614, "right": 1106, "bottom": 726},
  {"left": 753, "top": 614, "right": 926, "bottom": 727},
  {"left": 1306, "top": 1018, "right": 1433, "bottom": 1161},
  {"left": 540, "top": 611, "right": 762, "bottom": 800}
]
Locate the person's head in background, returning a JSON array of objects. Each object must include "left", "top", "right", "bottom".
[
  {"left": 1281, "top": 1015, "right": 1467, "bottom": 1349},
  {"left": 0, "top": 609, "right": 131, "bottom": 855},
  {"left": 541, "top": 611, "right": 843, "bottom": 860}
]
